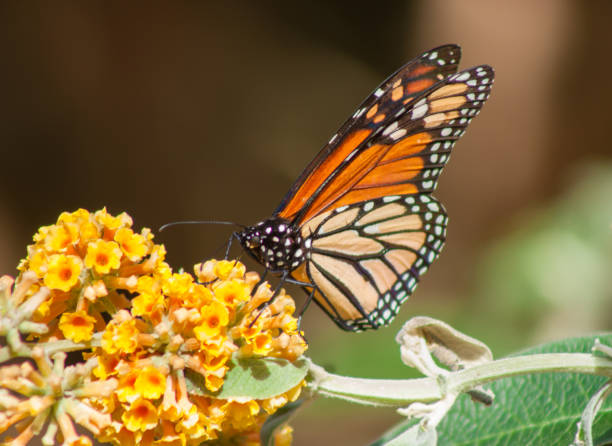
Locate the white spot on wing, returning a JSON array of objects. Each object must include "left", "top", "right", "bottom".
[
  {"left": 454, "top": 72, "right": 470, "bottom": 82},
  {"left": 383, "top": 195, "right": 400, "bottom": 203},
  {"left": 364, "top": 224, "right": 379, "bottom": 234},
  {"left": 411, "top": 103, "right": 428, "bottom": 120},
  {"left": 382, "top": 121, "right": 398, "bottom": 136},
  {"left": 390, "top": 129, "right": 407, "bottom": 140}
]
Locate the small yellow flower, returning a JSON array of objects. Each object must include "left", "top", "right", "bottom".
[
  {"left": 95, "top": 208, "right": 132, "bottom": 232},
  {"left": 273, "top": 424, "right": 294, "bottom": 446},
  {"left": 101, "top": 315, "right": 139, "bottom": 355},
  {"left": 85, "top": 240, "right": 123, "bottom": 274},
  {"left": 194, "top": 300, "right": 229, "bottom": 340},
  {"left": 213, "top": 279, "right": 250, "bottom": 308},
  {"left": 181, "top": 284, "right": 214, "bottom": 309},
  {"left": 202, "top": 352, "right": 229, "bottom": 371},
  {"left": 65, "top": 436, "right": 93, "bottom": 446},
  {"left": 115, "top": 228, "right": 148, "bottom": 262},
  {"left": 249, "top": 332, "right": 273, "bottom": 356},
  {"left": 28, "top": 249, "right": 48, "bottom": 277},
  {"left": 204, "top": 372, "right": 226, "bottom": 393},
  {"left": 93, "top": 355, "right": 120, "bottom": 380},
  {"left": 33, "top": 224, "right": 51, "bottom": 243},
  {"left": 226, "top": 400, "right": 260, "bottom": 430},
  {"left": 134, "top": 366, "right": 166, "bottom": 400},
  {"left": 64, "top": 435, "right": 91, "bottom": 446},
  {"left": 163, "top": 272, "right": 194, "bottom": 297},
  {"left": 122, "top": 398, "right": 158, "bottom": 432},
  {"left": 44, "top": 222, "right": 78, "bottom": 252},
  {"left": 79, "top": 220, "right": 101, "bottom": 244},
  {"left": 131, "top": 292, "right": 164, "bottom": 317},
  {"left": 116, "top": 370, "right": 141, "bottom": 404},
  {"left": 194, "top": 260, "right": 216, "bottom": 282},
  {"left": 59, "top": 311, "right": 96, "bottom": 342},
  {"left": 58, "top": 208, "right": 91, "bottom": 225},
  {"left": 44, "top": 254, "right": 83, "bottom": 291},
  {"left": 136, "top": 275, "right": 161, "bottom": 295},
  {"left": 214, "top": 260, "right": 236, "bottom": 280}
]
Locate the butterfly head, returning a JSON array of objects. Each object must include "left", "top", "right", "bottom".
[{"left": 237, "top": 218, "right": 306, "bottom": 273}]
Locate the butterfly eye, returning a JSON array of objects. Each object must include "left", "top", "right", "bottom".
[{"left": 248, "top": 236, "right": 261, "bottom": 249}]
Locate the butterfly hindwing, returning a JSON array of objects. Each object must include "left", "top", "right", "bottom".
[
  {"left": 292, "top": 194, "right": 448, "bottom": 331},
  {"left": 276, "top": 44, "right": 462, "bottom": 223}
]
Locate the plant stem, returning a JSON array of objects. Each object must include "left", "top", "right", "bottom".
[{"left": 312, "top": 353, "right": 612, "bottom": 406}]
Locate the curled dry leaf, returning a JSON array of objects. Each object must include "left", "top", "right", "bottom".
[{"left": 396, "top": 316, "right": 493, "bottom": 375}]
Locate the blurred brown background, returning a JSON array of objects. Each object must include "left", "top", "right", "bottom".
[{"left": 1, "top": 1, "right": 611, "bottom": 445}]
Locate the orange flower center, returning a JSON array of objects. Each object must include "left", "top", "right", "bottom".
[
  {"left": 96, "top": 253, "right": 109, "bottom": 266},
  {"left": 72, "top": 315, "right": 87, "bottom": 327},
  {"left": 59, "top": 235, "right": 71, "bottom": 248},
  {"left": 255, "top": 335, "right": 268, "bottom": 349},
  {"left": 207, "top": 316, "right": 219, "bottom": 328},
  {"left": 134, "top": 404, "right": 151, "bottom": 418},
  {"left": 60, "top": 267, "right": 73, "bottom": 281},
  {"left": 146, "top": 374, "right": 162, "bottom": 387}
]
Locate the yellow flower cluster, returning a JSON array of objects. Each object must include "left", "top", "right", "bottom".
[{"left": 1, "top": 209, "right": 307, "bottom": 446}]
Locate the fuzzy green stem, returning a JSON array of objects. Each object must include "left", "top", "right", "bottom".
[{"left": 312, "top": 353, "right": 612, "bottom": 406}]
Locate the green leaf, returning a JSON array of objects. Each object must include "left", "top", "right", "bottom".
[
  {"left": 435, "top": 333, "right": 612, "bottom": 445},
  {"left": 185, "top": 357, "right": 308, "bottom": 400},
  {"left": 260, "top": 399, "right": 304, "bottom": 446}
]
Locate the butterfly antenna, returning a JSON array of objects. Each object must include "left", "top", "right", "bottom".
[{"left": 159, "top": 220, "right": 246, "bottom": 232}]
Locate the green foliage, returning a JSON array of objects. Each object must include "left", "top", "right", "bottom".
[
  {"left": 434, "top": 334, "right": 612, "bottom": 445},
  {"left": 185, "top": 357, "right": 308, "bottom": 399}
]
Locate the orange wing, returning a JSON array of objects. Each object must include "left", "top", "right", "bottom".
[
  {"left": 276, "top": 62, "right": 494, "bottom": 226},
  {"left": 275, "top": 44, "right": 462, "bottom": 223}
]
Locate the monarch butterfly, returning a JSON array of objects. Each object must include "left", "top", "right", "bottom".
[{"left": 234, "top": 44, "right": 494, "bottom": 331}]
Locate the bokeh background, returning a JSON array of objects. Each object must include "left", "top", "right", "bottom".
[{"left": 1, "top": 1, "right": 612, "bottom": 444}]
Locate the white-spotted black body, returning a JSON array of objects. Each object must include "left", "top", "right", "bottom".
[{"left": 238, "top": 218, "right": 307, "bottom": 273}]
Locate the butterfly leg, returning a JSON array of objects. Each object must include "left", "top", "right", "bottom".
[
  {"left": 296, "top": 286, "right": 316, "bottom": 332},
  {"left": 250, "top": 269, "right": 269, "bottom": 299},
  {"left": 224, "top": 232, "right": 241, "bottom": 260},
  {"left": 249, "top": 271, "right": 290, "bottom": 327}
]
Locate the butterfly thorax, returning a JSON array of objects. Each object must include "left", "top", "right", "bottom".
[{"left": 237, "top": 218, "right": 307, "bottom": 273}]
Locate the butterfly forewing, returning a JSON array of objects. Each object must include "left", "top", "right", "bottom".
[
  {"left": 292, "top": 194, "right": 448, "bottom": 331},
  {"left": 284, "top": 64, "right": 494, "bottom": 225},
  {"left": 276, "top": 44, "right": 462, "bottom": 223}
]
